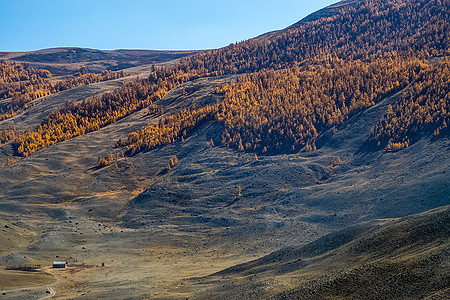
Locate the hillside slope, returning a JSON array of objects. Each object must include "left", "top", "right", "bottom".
[
  {"left": 0, "top": 70, "right": 447, "bottom": 298},
  {"left": 0, "top": 0, "right": 448, "bottom": 298},
  {"left": 257, "top": 0, "right": 364, "bottom": 40},
  {"left": 0, "top": 48, "right": 196, "bottom": 76},
  {"left": 182, "top": 206, "right": 449, "bottom": 299}
]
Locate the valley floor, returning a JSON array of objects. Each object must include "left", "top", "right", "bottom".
[{"left": 0, "top": 62, "right": 448, "bottom": 299}]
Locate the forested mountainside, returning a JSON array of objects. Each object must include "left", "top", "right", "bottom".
[
  {"left": 0, "top": 60, "right": 127, "bottom": 122},
  {"left": 115, "top": 55, "right": 428, "bottom": 157},
  {"left": 0, "top": 0, "right": 448, "bottom": 298},
  {"left": 106, "top": 0, "right": 449, "bottom": 161},
  {"left": 1, "top": 0, "right": 448, "bottom": 160},
  {"left": 370, "top": 60, "right": 449, "bottom": 150}
]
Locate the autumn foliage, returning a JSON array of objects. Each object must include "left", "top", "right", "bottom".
[
  {"left": 175, "top": 0, "right": 448, "bottom": 76},
  {"left": 117, "top": 105, "right": 216, "bottom": 156},
  {"left": 0, "top": 60, "right": 127, "bottom": 121},
  {"left": 112, "top": 54, "right": 433, "bottom": 156},
  {"left": 0, "top": 126, "right": 17, "bottom": 144},
  {"left": 15, "top": 68, "right": 196, "bottom": 157},
  {"left": 371, "top": 59, "right": 450, "bottom": 151},
  {"left": 3, "top": 0, "right": 448, "bottom": 160},
  {"left": 215, "top": 55, "right": 428, "bottom": 153}
]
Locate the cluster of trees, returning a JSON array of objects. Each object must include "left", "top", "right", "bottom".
[
  {"left": 0, "top": 60, "right": 127, "bottom": 121},
  {"left": 96, "top": 106, "right": 216, "bottom": 165},
  {"left": 215, "top": 54, "right": 427, "bottom": 153},
  {"left": 110, "top": 54, "right": 427, "bottom": 157},
  {"left": 0, "top": 61, "right": 52, "bottom": 120},
  {"left": 96, "top": 152, "right": 123, "bottom": 167},
  {"left": 0, "top": 126, "right": 16, "bottom": 144},
  {"left": 371, "top": 59, "right": 449, "bottom": 151},
  {"left": 175, "top": 0, "right": 448, "bottom": 76},
  {"left": 7, "top": 0, "right": 449, "bottom": 160},
  {"left": 0, "top": 60, "right": 51, "bottom": 87},
  {"left": 15, "top": 68, "right": 196, "bottom": 157},
  {"left": 117, "top": 105, "right": 216, "bottom": 156}
]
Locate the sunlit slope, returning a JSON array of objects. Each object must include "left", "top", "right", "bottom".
[
  {"left": 257, "top": 0, "right": 364, "bottom": 40},
  {"left": 0, "top": 0, "right": 448, "bottom": 298},
  {"left": 121, "top": 80, "right": 449, "bottom": 252},
  {"left": 0, "top": 48, "right": 196, "bottom": 76}
]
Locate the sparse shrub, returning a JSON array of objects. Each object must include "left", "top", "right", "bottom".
[
  {"left": 6, "top": 156, "right": 17, "bottom": 165},
  {"left": 167, "top": 155, "right": 179, "bottom": 170},
  {"left": 235, "top": 186, "right": 242, "bottom": 198}
]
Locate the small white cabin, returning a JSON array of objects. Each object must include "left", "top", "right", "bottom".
[{"left": 53, "top": 261, "right": 67, "bottom": 268}]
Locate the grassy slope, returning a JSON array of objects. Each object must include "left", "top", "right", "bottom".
[
  {"left": 0, "top": 219, "right": 35, "bottom": 258},
  {"left": 0, "top": 1, "right": 448, "bottom": 297},
  {"left": 182, "top": 206, "right": 449, "bottom": 299},
  {"left": 0, "top": 269, "right": 55, "bottom": 289},
  {"left": 0, "top": 67, "right": 448, "bottom": 297}
]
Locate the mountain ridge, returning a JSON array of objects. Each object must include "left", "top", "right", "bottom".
[
  {"left": 256, "top": 0, "right": 363, "bottom": 41},
  {"left": 0, "top": 0, "right": 448, "bottom": 298},
  {"left": 0, "top": 48, "right": 196, "bottom": 76}
]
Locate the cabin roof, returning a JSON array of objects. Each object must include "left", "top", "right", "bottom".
[{"left": 53, "top": 261, "right": 67, "bottom": 264}]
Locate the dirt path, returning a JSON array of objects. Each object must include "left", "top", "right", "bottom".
[
  {"left": 0, "top": 268, "right": 60, "bottom": 299},
  {"left": 39, "top": 269, "right": 60, "bottom": 299}
]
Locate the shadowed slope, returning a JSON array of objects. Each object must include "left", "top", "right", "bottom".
[{"left": 183, "top": 206, "right": 449, "bottom": 299}]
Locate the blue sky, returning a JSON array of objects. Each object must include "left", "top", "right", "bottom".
[{"left": 0, "top": 0, "right": 338, "bottom": 52}]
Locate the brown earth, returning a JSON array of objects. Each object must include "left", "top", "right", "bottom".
[
  {"left": 0, "top": 3, "right": 448, "bottom": 296},
  {"left": 180, "top": 206, "right": 449, "bottom": 299},
  {"left": 0, "top": 64, "right": 448, "bottom": 298},
  {"left": 0, "top": 269, "right": 55, "bottom": 290}
]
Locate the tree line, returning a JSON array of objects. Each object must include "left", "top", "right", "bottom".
[
  {"left": 110, "top": 54, "right": 430, "bottom": 159},
  {"left": 1, "top": 0, "right": 447, "bottom": 160},
  {"left": 370, "top": 59, "right": 449, "bottom": 151},
  {"left": 0, "top": 60, "right": 127, "bottom": 121}
]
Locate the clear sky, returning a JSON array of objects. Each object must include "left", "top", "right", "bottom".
[{"left": 0, "top": 0, "right": 338, "bottom": 52}]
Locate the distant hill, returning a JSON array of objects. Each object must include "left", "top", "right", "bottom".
[
  {"left": 0, "top": 0, "right": 448, "bottom": 298},
  {"left": 289, "top": 0, "right": 363, "bottom": 27},
  {"left": 0, "top": 47, "right": 196, "bottom": 76}
]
